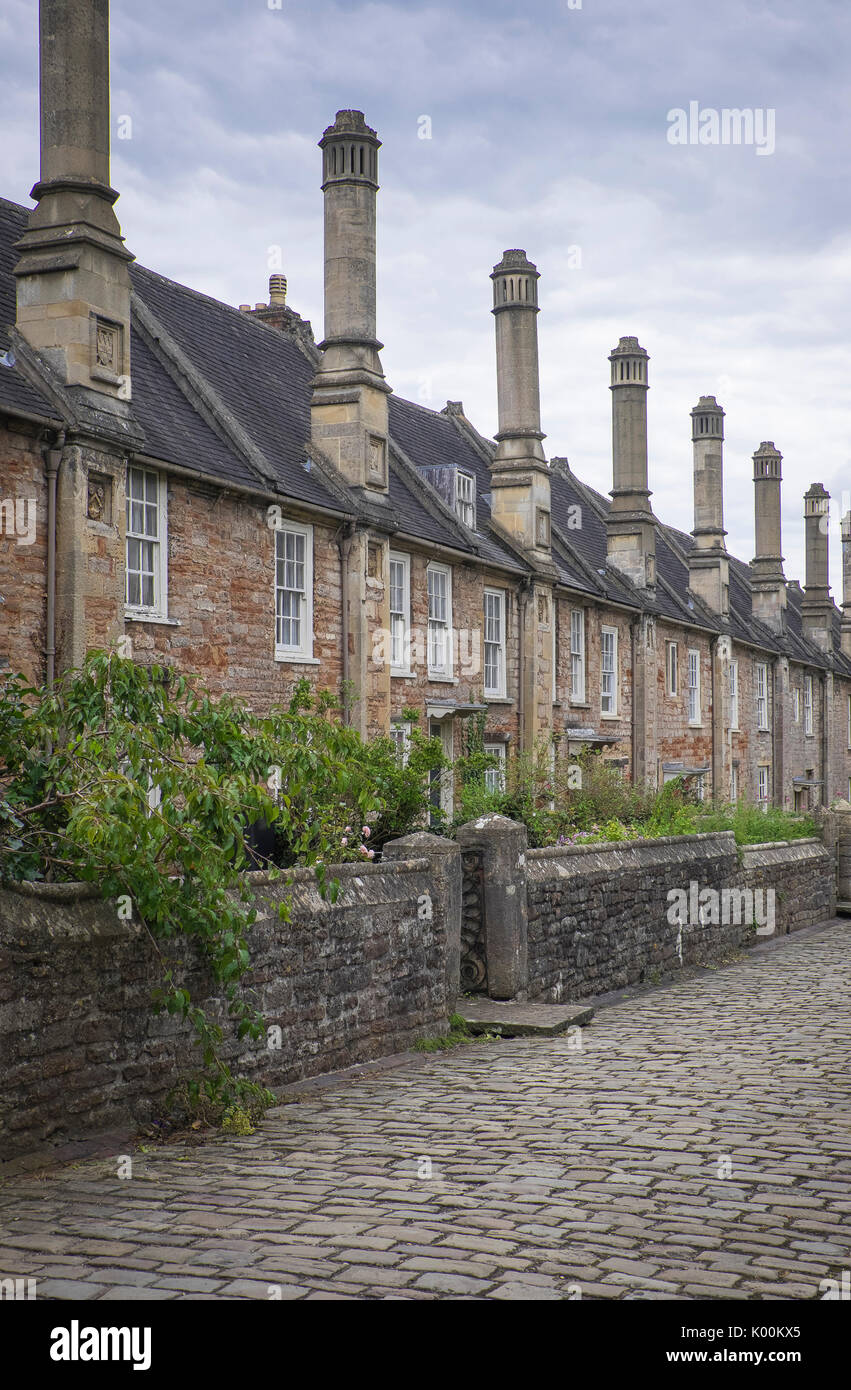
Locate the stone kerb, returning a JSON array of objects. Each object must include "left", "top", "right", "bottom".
[{"left": 456, "top": 815, "right": 529, "bottom": 1001}]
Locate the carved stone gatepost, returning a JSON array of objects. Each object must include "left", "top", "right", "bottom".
[
  {"left": 382, "top": 831, "right": 462, "bottom": 1011},
  {"left": 456, "top": 814, "right": 529, "bottom": 1001},
  {"left": 817, "top": 799, "right": 850, "bottom": 915}
]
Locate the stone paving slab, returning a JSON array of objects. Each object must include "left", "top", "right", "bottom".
[
  {"left": 454, "top": 998, "right": 595, "bottom": 1036},
  {"left": 0, "top": 921, "right": 849, "bottom": 1300}
]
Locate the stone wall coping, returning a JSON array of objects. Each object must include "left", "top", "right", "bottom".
[
  {"left": 527, "top": 831, "right": 735, "bottom": 862},
  {"left": 739, "top": 838, "right": 829, "bottom": 864},
  {"left": 0, "top": 855, "right": 431, "bottom": 904},
  {"left": 741, "top": 838, "right": 824, "bottom": 851}
]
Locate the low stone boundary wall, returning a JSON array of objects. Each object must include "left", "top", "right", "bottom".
[
  {"left": 0, "top": 843, "right": 459, "bottom": 1161},
  {"left": 0, "top": 813, "right": 837, "bottom": 1160},
  {"left": 739, "top": 839, "right": 834, "bottom": 934},
  {"left": 525, "top": 832, "right": 834, "bottom": 1004}
]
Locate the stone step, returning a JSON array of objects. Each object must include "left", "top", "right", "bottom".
[
  {"left": 455, "top": 997, "right": 594, "bottom": 1037},
  {"left": 837, "top": 900, "right": 851, "bottom": 917}
]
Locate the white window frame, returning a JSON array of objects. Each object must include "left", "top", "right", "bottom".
[
  {"left": 427, "top": 562, "right": 453, "bottom": 679},
  {"left": 687, "top": 649, "right": 701, "bottom": 725},
  {"left": 601, "top": 625, "right": 618, "bottom": 717},
  {"left": 804, "top": 674, "right": 814, "bottom": 736},
  {"left": 729, "top": 660, "right": 739, "bottom": 730},
  {"left": 125, "top": 466, "right": 168, "bottom": 618},
  {"left": 391, "top": 721, "right": 412, "bottom": 767},
  {"left": 755, "top": 662, "right": 769, "bottom": 730},
  {"left": 570, "top": 609, "right": 586, "bottom": 704},
  {"left": 666, "top": 641, "right": 679, "bottom": 697},
  {"left": 792, "top": 687, "right": 800, "bottom": 724},
  {"left": 273, "top": 519, "right": 316, "bottom": 664},
  {"left": 483, "top": 741, "right": 507, "bottom": 794},
  {"left": 757, "top": 764, "right": 770, "bottom": 809},
  {"left": 389, "top": 551, "right": 412, "bottom": 675},
  {"left": 483, "top": 588, "right": 506, "bottom": 699},
  {"left": 730, "top": 764, "right": 738, "bottom": 803},
  {"left": 455, "top": 471, "right": 476, "bottom": 529}
]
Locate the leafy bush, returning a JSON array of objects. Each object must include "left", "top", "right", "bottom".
[
  {"left": 0, "top": 657, "right": 441, "bottom": 1109},
  {"left": 450, "top": 730, "right": 818, "bottom": 849}
]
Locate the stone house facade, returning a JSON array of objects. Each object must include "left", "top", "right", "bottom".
[{"left": 1, "top": 0, "right": 851, "bottom": 812}]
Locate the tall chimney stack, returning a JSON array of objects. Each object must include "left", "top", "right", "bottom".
[
  {"left": 14, "top": 0, "right": 133, "bottom": 402},
  {"left": 801, "top": 483, "right": 832, "bottom": 651},
  {"left": 750, "top": 442, "right": 786, "bottom": 632},
  {"left": 607, "top": 336, "right": 655, "bottom": 590},
  {"left": 688, "top": 395, "right": 728, "bottom": 615},
  {"left": 310, "top": 110, "right": 390, "bottom": 497},
  {"left": 841, "top": 511, "right": 851, "bottom": 658},
  {"left": 488, "top": 249, "right": 553, "bottom": 564}
]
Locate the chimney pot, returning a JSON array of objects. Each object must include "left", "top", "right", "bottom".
[{"left": 269, "top": 274, "right": 287, "bottom": 306}]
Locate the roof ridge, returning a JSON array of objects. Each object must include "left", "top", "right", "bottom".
[{"left": 131, "top": 290, "right": 281, "bottom": 491}]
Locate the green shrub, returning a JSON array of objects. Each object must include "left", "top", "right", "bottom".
[{"left": 0, "top": 657, "right": 443, "bottom": 1109}]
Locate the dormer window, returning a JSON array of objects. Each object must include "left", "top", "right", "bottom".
[{"left": 455, "top": 471, "right": 476, "bottom": 528}]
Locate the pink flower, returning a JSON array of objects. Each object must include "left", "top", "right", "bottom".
[
  {"left": 341, "top": 837, "right": 348, "bottom": 847},
  {"left": 362, "top": 826, "right": 371, "bottom": 838},
  {"left": 367, "top": 849, "right": 375, "bottom": 859}
]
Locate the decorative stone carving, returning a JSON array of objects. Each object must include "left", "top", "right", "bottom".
[
  {"left": 86, "top": 472, "right": 112, "bottom": 524},
  {"left": 460, "top": 849, "right": 487, "bottom": 992},
  {"left": 367, "top": 434, "right": 387, "bottom": 486}
]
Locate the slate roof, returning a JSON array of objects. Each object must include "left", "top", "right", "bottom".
[
  {"left": 0, "top": 199, "right": 62, "bottom": 424},
  {"left": 1, "top": 193, "right": 849, "bottom": 673}
]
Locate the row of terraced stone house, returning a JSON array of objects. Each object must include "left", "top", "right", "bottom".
[{"left": 2, "top": 0, "right": 851, "bottom": 816}]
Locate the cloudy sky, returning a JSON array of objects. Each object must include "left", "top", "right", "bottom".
[{"left": 2, "top": 0, "right": 849, "bottom": 595}]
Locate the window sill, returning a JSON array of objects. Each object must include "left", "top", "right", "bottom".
[
  {"left": 428, "top": 674, "right": 456, "bottom": 684},
  {"left": 124, "top": 610, "right": 180, "bottom": 627},
  {"left": 569, "top": 699, "right": 589, "bottom": 708},
  {"left": 391, "top": 669, "right": 415, "bottom": 680},
  {"left": 485, "top": 694, "right": 511, "bottom": 704},
  {"left": 600, "top": 712, "right": 620, "bottom": 721},
  {"left": 275, "top": 652, "right": 321, "bottom": 665},
  {"left": 688, "top": 721, "right": 704, "bottom": 729}
]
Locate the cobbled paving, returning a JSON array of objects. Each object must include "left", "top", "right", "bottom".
[{"left": 1, "top": 922, "right": 849, "bottom": 1300}]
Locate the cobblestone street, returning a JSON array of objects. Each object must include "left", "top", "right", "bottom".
[{"left": 1, "top": 922, "right": 849, "bottom": 1302}]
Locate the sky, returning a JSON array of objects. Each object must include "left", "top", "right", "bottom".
[{"left": 1, "top": 0, "right": 849, "bottom": 597}]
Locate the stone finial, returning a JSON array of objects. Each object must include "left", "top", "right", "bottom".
[
  {"left": 691, "top": 395, "right": 725, "bottom": 442},
  {"left": 610, "top": 335, "right": 648, "bottom": 358},
  {"left": 803, "top": 481, "right": 830, "bottom": 516},
  {"left": 493, "top": 248, "right": 538, "bottom": 276},
  {"left": 321, "top": 109, "right": 379, "bottom": 141},
  {"left": 753, "top": 442, "right": 782, "bottom": 477}
]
